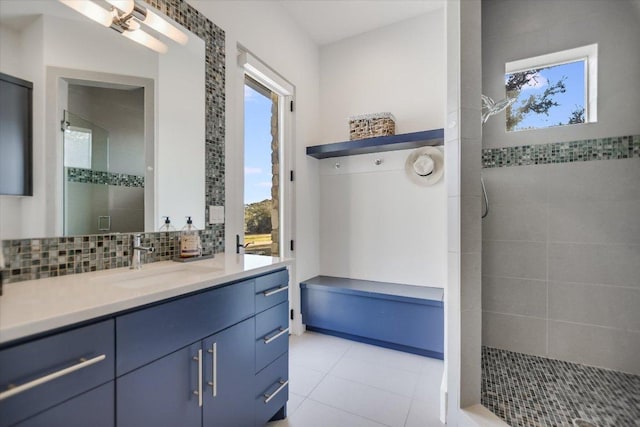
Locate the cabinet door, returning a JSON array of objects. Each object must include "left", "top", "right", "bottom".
[
  {"left": 16, "top": 382, "right": 114, "bottom": 427},
  {"left": 202, "top": 318, "right": 255, "bottom": 427},
  {"left": 117, "top": 343, "right": 201, "bottom": 427}
]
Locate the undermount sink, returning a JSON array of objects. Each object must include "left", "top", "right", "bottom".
[{"left": 89, "top": 261, "right": 223, "bottom": 289}]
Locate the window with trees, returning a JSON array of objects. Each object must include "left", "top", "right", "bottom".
[{"left": 505, "top": 44, "right": 597, "bottom": 132}]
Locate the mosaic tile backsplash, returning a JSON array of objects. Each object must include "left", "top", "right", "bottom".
[
  {"left": 0, "top": 0, "right": 225, "bottom": 286},
  {"left": 67, "top": 168, "right": 145, "bottom": 188},
  {"left": 1, "top": 230, "right": 217, "bottom": 284},
  {"left": 482, "top": 346, "right": 640, "bottom": 427},
  {"left": 482, "top": 135, "right": 640, "bottom": 168}
]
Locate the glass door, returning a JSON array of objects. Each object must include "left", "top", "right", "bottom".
[
  {"left": 243, "top": 76, "right": 280, "bottom": 256},
  {"left": 62, "top": 110, "right": 110, "bottom": 235}
]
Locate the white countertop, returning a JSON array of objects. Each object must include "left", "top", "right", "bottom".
[{"left": 0, "top": 254, "right": 292, "bottom": 345}]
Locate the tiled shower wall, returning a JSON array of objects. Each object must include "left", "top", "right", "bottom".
[
  {"left": 481, "top": 0, "right": 640, "bottom": 376},
  {"left": 0, "top": 0, "right": 225, "bottom": 285},
  {"left": 481, "top": 137, "right": 640, "bottom": 375}
]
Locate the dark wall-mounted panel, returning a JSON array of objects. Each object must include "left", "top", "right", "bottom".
[{"left": 0, "top": 72, "right": 33, "bottom": 196}]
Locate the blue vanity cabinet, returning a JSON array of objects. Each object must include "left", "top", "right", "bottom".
[
  {"left": 14, "top": 382, "right": 114, "bottom": 427},
  {"left": 0, "top": 320, "right": 115, "bottom": 427},
  {"left": 117, "top": 342, "right": 202, "bottom": 427},
  {"left": 202, "top": 317, "right": 255, "bottom": 427}
]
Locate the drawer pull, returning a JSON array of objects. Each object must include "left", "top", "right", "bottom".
[
  {"left": 263, "top": 327, "right": 289, "bottom": 345},
  {"left": 263, "top": 285, "right": 288, "bottom": 297},
  {"left": 207, "top": 342, "right": 217, "bottom": 397},
  {"left": 0, "top": 354, "right": 106, "bottom": 401},
  {"left": 264, "top": 379, "right": 288, "bottom": 404},
  {"left": 193, "top": 349, "right": 203, "bottom": 407}
]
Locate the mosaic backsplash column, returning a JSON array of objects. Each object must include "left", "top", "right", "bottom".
[{"left": 0, "top": 0, "right": 225, "bottom": 286}]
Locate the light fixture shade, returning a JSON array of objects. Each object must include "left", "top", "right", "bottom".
[
  {"left": 104, "top": 0, "right": 134, "bottom": 15},
  {"left": 143, "top": 9, "right": 188, "bottom": 45},
  {"left": 122, "top": 29, "right": 168, "bottom": 54},
  {"left": 58, "top": 0, "right": 113, "bottom": 27}
]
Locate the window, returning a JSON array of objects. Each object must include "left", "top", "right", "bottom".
[
  {"left": 243, "top": 76, "right": 279, "bottom": 256},
  {"left": 505, "top": 44, "right": 597, "bottom": 132},
  {"left": 63, "top": 126, "right": 92, "bottom": 169}
]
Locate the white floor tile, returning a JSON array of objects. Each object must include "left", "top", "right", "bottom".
[
  {"left": 413, "top": 370, "right": 444, "bottom": 403},
  {"left": 345, "top": 341, "right": 442, "bottom": 374},
  {"left": 330, "top": 355, "right": 419, "bottom": 397},
  {"left": 286, "top": 392, "right": 305, "bottom": 416},
  {"left": 289, "top": 334, "right": 351, "bottom": 372},
  {"left": 289, "top": 364, "right": 325, "bottom": 396},
  {"left": 405, "top": 399, "right": 445, "bottom": 427},
  {"left": 309, "top": 375, "right": 412, "bottom": 427},
  {"left": 268, "top": 399, "right": 386, "bottom": 427}
]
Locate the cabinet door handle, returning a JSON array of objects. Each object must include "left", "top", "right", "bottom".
[
  {"left": 264, "top": 379, "right": 288, "bottom": 404},
  {"left": 207, "top": 342, "right": 217, "bottom": 397},
  {"left": 193, "top": 349, "right": 203, "bottom": 407},
  {"left": 0, "top": 354, "right": 106, "bottom": 401},
  {"left": 263, "top": 327, "right": 289, "bottom": 345},
  {"left": 263, "top": 285, "right": 288, "bottom": 297}
]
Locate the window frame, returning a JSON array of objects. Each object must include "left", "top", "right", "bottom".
[{"left": 505, "top": 44, "right": 598, "bottom": 130}]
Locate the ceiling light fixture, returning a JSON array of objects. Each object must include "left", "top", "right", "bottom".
[{"left": 58, "top": 0, "right": 188, "bottom": 54}]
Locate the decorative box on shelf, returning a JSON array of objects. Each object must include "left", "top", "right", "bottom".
[{"left": 349, "top": 112, "right": 395, "bottom": 140}]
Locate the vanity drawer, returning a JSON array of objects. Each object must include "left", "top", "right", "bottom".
[
  {"left": 255, "top": 352, "right": 288, "bottom": 427},
  {"left": 0, "top": 320, "right": 115, "bottom": 427},
  {"left": 255, "top": 302, "right": 289, "bottom": 373},
  {"left": 255, "top": 269, "right": 289, "bottom": 313},
  {"left": 116, "top": 279, "right": 255, "bottom": 376},
  {"left": 15, "top": 381, "right": 114, "bottom": 427}
]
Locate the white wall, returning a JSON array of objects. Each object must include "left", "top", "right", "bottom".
[
  {"left": 320, "top": 11, "right": 445, "bottom": 143},
  {"left": 189, "top": 0, "right": 321, "bottom": 334},
  {"left": 319, "top": 149, "right": 446, "bottom": 287},
  {"left": 317, "top": 11, "right": 447, "bottom": 288}
]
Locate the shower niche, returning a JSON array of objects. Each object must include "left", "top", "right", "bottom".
[{"left": 63, "top": 84, "right": 145, "bottom": 236}]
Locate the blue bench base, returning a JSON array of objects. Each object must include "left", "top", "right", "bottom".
[{"left": 300, "top": 276, "right": 444, "bottom": 360}]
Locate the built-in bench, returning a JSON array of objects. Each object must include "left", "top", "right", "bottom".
[{"left": 300, "top": 276, "right": 444, "bottom": 359}]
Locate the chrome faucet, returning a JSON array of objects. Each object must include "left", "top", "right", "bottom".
[{"left": 130, "top": 234, "right": 155, "bottom": 270}]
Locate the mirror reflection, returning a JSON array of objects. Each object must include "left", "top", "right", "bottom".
[{"left": 0, "top": 0, "right": 205, "bottom": 240}]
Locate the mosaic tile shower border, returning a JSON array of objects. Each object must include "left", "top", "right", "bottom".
[
  {"left": 0, "top": 0, "right": 225, "bottom": 285},
  {"left": 67, "top": 167, "right": 145, "bottom": 188},
  {"left": 482, "top": 346, "right": 640, "bottom": 427},
  {"left": 482, "top": 135, "right": 640, "bottom": 168}
]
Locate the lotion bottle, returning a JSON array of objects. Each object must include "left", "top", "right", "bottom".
[
  {"left": 159, "top": 216, "right": 176, "bottom": 232},
  {"left": 179, "top": 216, "right": 201, "bottom": 258}
]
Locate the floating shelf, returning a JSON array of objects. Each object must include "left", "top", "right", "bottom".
[{"left": 306, "top": 129, "right": 444, "bottom": 159}]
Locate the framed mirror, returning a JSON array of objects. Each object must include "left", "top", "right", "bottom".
[{"left": 0, "top": 0, "right": 208, "bottom": 239}]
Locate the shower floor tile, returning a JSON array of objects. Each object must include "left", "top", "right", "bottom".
[{"left": 481, "top": 346, "right": 640, "bottom": 427}]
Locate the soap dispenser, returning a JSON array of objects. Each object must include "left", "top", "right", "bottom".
[
  {"left": 179, "top": 216, "right": 201, "bottom": 258},
  {"left": 159, "top": 216, "right": 176, "bottom": 232}
]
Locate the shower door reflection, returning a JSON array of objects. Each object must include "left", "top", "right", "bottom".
[{"left": 63, "top": 110, "right": 144, "bottom": 235}]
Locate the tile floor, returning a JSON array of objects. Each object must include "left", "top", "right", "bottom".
[
  {"left": 482, "top": 346, "right": 640, "bottom": 427},
  {"left": 268, "top": 331, "right": 444, "bottom": 427}
]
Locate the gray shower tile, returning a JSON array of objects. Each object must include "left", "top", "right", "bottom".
[
  {"left": 461, "top": 252, "right": 481, "bottom": 311},
  {"left": 548, "top": 321, "right": 640, "bottom": 375},
  {"left": 548, "top": 242, "right": 640, "bottom": 288},
  {"left": 548, "top": 199, "right": 640, "bottom": 245},
  {"left": 482, "top": 275, "right": 547, "bottom": 317},
  {"left": 461, "top": 196, "right": 481, "bottom": 253},
  {"left": 481, "top": 164, "right": 548, "bottom": 204},
  {"left": 548, "top": 281, "right": 640, "bottom": 332},
  {"left": 482, "top": 311, "right": 547, "bottom": 356},
  {"left": 546, "top": 157, "right": 640, "bottom": 203},
  {"left": 482, "top": 201, "right": 547, "bottom": 242},
  {"left": 482, "top": 240, "right": 546, "bottom": 280}
]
